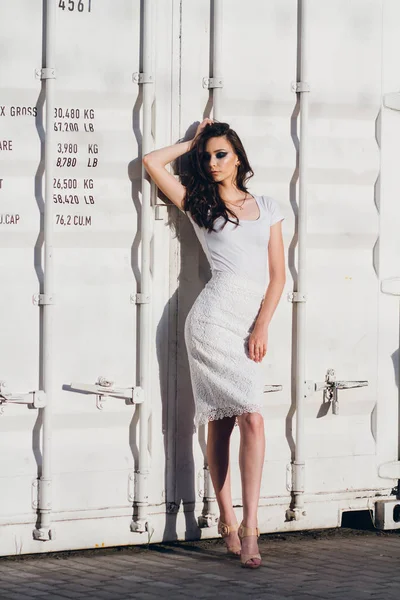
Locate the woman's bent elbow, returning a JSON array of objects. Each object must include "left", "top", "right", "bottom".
[{"left": 142, "top": 153, "right": 152, "bottom": 168}]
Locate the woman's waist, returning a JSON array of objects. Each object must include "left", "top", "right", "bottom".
[{"left": 208, "top": 269, "right": 266, "bottom": 296}]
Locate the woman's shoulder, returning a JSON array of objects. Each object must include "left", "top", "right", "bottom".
[
  {"left": 256, "top": 194, "right": 277, "bottom": 209},
  {"left": 257, "top": 194, "right": 285, "bottom": 225}
]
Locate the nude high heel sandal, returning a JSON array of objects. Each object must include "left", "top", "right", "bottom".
[
  {"left": 238, "top": 522, "right": 262, "bottom": 568},
  {"left": 217, "top": 519, "right": 241, "bottom": 556}
]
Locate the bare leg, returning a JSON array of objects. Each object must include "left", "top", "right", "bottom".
[
  {"left": 237, "top": 412, "right": 265, "bottom": 561},
  {"left": 207, "top": 416, "right": 239, "bottom": 548}
]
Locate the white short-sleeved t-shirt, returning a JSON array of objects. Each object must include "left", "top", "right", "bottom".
[{"left": 186, "top": 195, "right": 284, "bottom": 287}]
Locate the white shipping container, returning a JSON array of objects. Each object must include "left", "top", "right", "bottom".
[{"left": 0, "top": 0, "right": 399, "bottom": 556}]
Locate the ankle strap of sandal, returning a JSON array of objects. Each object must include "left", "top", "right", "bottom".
[
  {"left": 238, "top": 523, "right": 260, "bottom": 538},
  {"left": 218, "top": 520, "right": 239, "bottom": 536}
]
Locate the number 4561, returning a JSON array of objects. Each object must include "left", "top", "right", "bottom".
[{"left": 59, "top": 1, "right": 92, "bottom": 12}]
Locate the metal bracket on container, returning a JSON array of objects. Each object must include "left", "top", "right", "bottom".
[
  {"left": 0, "top": 381, "right": 46, "bottom": 415},
  {"left": 287, "top": 292, "right": 307, "bottom": 303},
  {"left": 378, "top": 461, "right": 400, "bottom": 480},
  {"left": 31, "top": 480, "right": 39, "bottom": 510},
  {"left": 202, "top": 77, "right": 224, "bottom": 89},
  {"left": 132, "top": 293, "right": 151, "bottom": 305},
  {"left": 308, "top": 368, "right": 368, "bottom": 415},
  {"left": 69, "top": 377, "right": 144, "bottom": 410},
  {"left": 383, "top": 92, "right": 400, "bottom": 111},
  {"left": 132, "top": 72, "right": 154, "bottom": 84},
  {"left": 291, "top": 81, "right": 310, "bottom": 93},
  {"left": 32, "top": 294, "right": 55, "bottom": 306},
  {"left": 381, "top": 277, "right": 400, "bottom": 296},
  {"left": 263, "top": 384, "right": 283, "bottom": 393},
  {"left": 154, "top": 204, "right": 167, "bottom": 221},
  {"left": 35, "top": 68, "right": 56, "bottom": 80}
]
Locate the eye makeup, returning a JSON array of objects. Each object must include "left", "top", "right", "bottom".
[{"left": 203, "top": 151, "right": 229, "bottom": 160}]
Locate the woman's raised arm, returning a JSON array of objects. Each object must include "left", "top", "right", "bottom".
[
  {"left": 142, "top": 118, "right": 213, "bottom": 211},
  {"left": 143, "top": 141, "right": 191, "bottom": 211}
]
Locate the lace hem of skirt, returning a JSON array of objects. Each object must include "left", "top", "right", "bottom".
[{"left": 195, "top": 403, "right": 263, "bottom": 427}]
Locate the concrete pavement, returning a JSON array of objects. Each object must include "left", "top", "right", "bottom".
[{"left": 0, "top": 527, "right": 399, "bottom": 600}]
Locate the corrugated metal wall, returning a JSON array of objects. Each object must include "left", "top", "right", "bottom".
[{"left": 0, "top": 0, "right": 399, "bottom": 555}]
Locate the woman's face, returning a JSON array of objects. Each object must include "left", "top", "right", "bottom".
[{"left": 203, "top": 136, "right": 239, "bottom": 184}]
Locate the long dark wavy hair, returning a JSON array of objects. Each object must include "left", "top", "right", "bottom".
[{"left": 182, "top": 122, "right": 254, "bottom": 231}]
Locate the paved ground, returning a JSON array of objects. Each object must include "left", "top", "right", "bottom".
[{"left": 0, "top": 527, "right": 399, "bottom": 600}]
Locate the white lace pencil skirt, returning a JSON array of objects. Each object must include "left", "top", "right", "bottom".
[{"left": 184, "top": 270, "right": 266, "bottom": 427}]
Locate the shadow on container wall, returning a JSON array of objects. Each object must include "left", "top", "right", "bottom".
[
  {"left": 32, "top": 0, "right": 47, "bottom": 530},
  {"left": 127, "top": 0, "right": 152, "bottom": 528},
  {"left": 127, "top": 92, "right": 143, "bottom": 515},
  {"left": 127, "top": 38, "right": 207, "bottom": 534},
  {"left": 286, "top": 0, "right": 301, "bottom": 471},
  {"left": 158, "top": 126, "right": 210, "bottom": 542}
]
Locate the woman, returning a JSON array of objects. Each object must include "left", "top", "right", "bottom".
[{"left": 143, "top": 119, "right": 286, "bottom": 568}]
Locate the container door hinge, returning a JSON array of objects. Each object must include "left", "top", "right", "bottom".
[
  {"left": 69, "top": 377, "right": 144, "bottom": 410},
  {"left": 132, "top": 293, "right": 151, "bottom": 304},
  {"left": 285, "top": 463, "right": 307, "bottom": 520},
  {"left": 31, "top": 479, "right": 39, "bottom": 509},
  {"left": 132, "top": 72, "right": 154, "bottom": 84},
  {"left": 202, "top": 77, "right": 224, "bottom": 89},
  {"left": 32, "top": 294, "right": 55, "bottom": 306},
  {"left": 35, "top": 68, "right": 56, "bottom": 80},
  {"left": 291, "top": 81, "right": 310, "bottom": 93},
  {"left": 286, "top": 462, "right": 306, "bottom": 493},
  {"left": 127, "top": 472, "right": 135, "bottom": 503},
  {"left": 286, "top": 463, "right": 293, "bottom": 491},
  {"left": 0, "top": 381, "right": 46, "bottom": 414},
  {"left": 287, "top": 292, "right": 307, "bottom": 303},
  {"left": 307, "top": 368, "right": 368, "bottom": 415}
]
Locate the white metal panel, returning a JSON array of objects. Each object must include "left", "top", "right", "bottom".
[
  {"left": 302, "top": 0, "right": 382, "bottom": 490},
  {"left": 50, "top": 0, "right": 141, "bottom": 516},
  {"left": 0, "top": 1, "right": 44, "bottom": 521},
  {"left": 178, "top": 0, "right": 393, "bottom": 511},
  {"left": 0, "top": 0, "right": 169, "bottom": 531},
  {"left": 377, "top": 0, "right": 400, "bottom": 469},
  {"left": 0, "top": 0, "right": 399, "bottom": 555}
]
